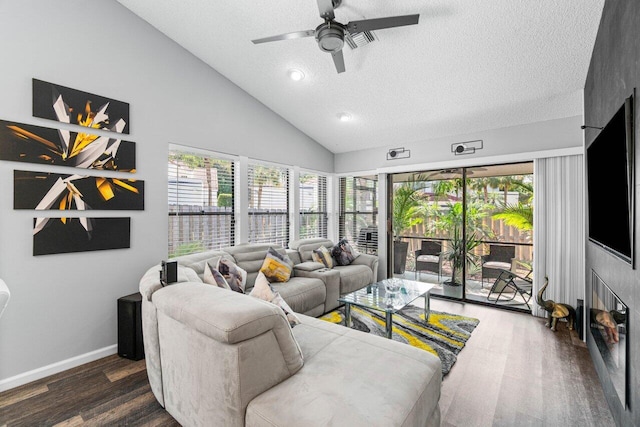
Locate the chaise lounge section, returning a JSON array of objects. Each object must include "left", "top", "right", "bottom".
[{"left": 139, "top": 240, "right": 442, "bottom": 426}]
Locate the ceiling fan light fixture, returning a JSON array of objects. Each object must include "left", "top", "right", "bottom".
[
  {"left": 288, "top": 68, "right": 305, "bottom": 81},
  {"left": 316, "top": 23, "right": 345, "bottom": 53},
  {"left": 338, "top": 112, "right": 352, "bottom": 122}
]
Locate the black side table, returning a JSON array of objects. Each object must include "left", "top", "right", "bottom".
[{"left": 117, "top": 292, "right": 144, "bottom": 360}]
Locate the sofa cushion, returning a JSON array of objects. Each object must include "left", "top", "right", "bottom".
[
  {"left": 246, "top": 315, "right": 442, "bottom": 427},
  {"left": 154, "top": 283, "right": 304, "bottom": 377},
  {"left": 224, "top": 244, "right": 289, "bottom": 289},
  {"left": 333, "top": 264, "right": 374, "bottom": 294},
  {"left": 177, "top": 251, "right": 231, "bottom": 279},
  {"left": 289, "top": 238, "right": 334, "bottom": 262},
  {"left": 260, "top": 247, "right": 294, "bottom": 283},
  {"left": 311, "top": 246, "right": 334, "bottom": 269},
  {"left": 250, "top": 273, "right": 300, "bottom": 326},
  {"left": 294, "top": 261, "right": 325, "bottom": 272},
  {"left": 271, "top": 277, "right": 326, "bottom": 316}
]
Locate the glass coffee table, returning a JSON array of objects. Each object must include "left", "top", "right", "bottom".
[{"left": 338, "top": 278, "right": 434, "bottom": 339}]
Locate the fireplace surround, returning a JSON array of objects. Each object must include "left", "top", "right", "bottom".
[{"left": 590, "top": 271, "right": 628, "bottom": 408}]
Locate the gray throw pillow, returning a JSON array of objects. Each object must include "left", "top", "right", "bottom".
[{"left": 331, "top": 239, "right": 360, "bottom": 266}]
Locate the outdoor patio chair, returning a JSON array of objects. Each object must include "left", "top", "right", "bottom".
[
  {"left": 487, "top": 269, "right": 532, "bottom": 308},
  {"left": 415, "top": 240, "right": 443, "bottom": 282},
  {"left": 481, "top": 244, "right": 516, "bottom": 286}
]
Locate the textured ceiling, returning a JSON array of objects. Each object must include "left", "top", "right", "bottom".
[{"left": 117, "top": 0, "right": 604, "bottom": 154}]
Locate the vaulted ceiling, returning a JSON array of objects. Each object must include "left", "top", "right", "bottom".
[{"left": 117, "top": 0, "right": 604, "bottom": 154}]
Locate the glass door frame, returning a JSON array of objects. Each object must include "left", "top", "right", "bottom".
[{"left": 387, "top": 162, "right": 534, "bottom": 312}]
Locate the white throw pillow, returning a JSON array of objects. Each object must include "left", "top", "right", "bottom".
[{"left": 250, "top": 272, "right": 300, "bottom": 326}]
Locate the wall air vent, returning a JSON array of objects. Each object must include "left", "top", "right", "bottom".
[{"left": 345, "top": 30, "right": 376, "bottom": 50}]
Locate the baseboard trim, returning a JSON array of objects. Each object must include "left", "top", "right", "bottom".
[{"left": 0, "top": 344, "right": 118, "bottom": 393}]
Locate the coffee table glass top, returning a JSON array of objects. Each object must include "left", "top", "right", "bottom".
[{"left": 338, "top": 278, "right": 434, "bottom": 313}]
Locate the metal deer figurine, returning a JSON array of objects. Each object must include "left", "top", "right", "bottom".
[{"left": 536, "top": 276, "right": 576, "bottom": 332}]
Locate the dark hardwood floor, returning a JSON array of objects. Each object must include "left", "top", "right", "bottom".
[
  {"left": 0, "top": 299, "right": 615, "bottom": 426},
  {"left": 0, "top": 356, "right": 178, "bottom": 427}
]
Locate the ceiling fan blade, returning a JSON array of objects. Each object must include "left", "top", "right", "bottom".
[
  {"left": 252, "top": 30, "right": 315, "bottom": 44},
  {"left": 331, "top": 50, "right": 345, "bottom": 73},
  {"left": 317, "top": 0, "right": 335, "bottom": 21},
  {"left": 346, "top": 14, "right": 420, "bottom": 34}
]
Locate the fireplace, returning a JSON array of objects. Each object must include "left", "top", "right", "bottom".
[{"left": 590, "top": 271, "right": 628, "bottom": 408}]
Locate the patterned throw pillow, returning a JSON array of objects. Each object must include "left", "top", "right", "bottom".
[
  {"left": 217, "top": 257, "right": 247, "bottom": 293},
  {"left": 250, "top": 272, "right": 301, "bottom": 327},
  {"left": 312, "top": 246, "right": 334, "bottom": 268},
  {"left": 203, "top": 262, "right": 231, "bottom": 290},
  {"left": 260, "top": 247, "right": 293, "bottom": 282},
  {"left": 331, "top": 239, "right": 360, "bottom": 266}
]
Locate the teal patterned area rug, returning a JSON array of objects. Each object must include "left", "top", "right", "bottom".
[{"left": 319, "top": 306, "right": 480, "bottom": 376}]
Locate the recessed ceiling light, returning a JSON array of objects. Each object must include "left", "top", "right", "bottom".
[
  {"left": 288, "top": 69, "right": 305, "bottom": 81},
  {"left": 338, "top": 112, "right": 352, "bottom": 122}
]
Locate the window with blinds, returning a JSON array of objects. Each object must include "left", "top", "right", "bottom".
[
  {"left": 299, "top": 173, "right": 328, "bottom": 239},
  {"left": 339, "top": 175, "right": 378, "bottom": 254},
  {"left": 168, "top": 149, "right": 235, "bottom": 257},
  {"left": 247, "top": 163, "right": 289, "bottom": 247}
]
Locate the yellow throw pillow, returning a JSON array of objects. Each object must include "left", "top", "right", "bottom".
[
  {"left": 312, "top": 246, "right": 334, "bottom": 269},
  {"left": 260, "top": 247, "right": 293, "bottom": 283}
]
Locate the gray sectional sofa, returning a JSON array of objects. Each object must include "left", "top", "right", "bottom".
[{"left": 139, "top": 239, "right": 442, "bottom": 426}]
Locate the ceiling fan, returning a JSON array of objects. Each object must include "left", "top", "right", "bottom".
[{"left": 251, "top": 0, "right": 420, "bottom": 73}]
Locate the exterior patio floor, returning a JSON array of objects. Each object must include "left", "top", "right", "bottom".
[{"left": 393, "top": 270, "right": 532, "bottom": 312}]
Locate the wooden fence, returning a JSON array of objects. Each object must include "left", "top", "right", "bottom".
[{"left": 401, "top": 216, "right": 533, "bottom": 270}]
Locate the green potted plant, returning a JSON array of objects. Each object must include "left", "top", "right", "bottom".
[{"left": 392, "top": 179, "right": 425, "bottom": 274}]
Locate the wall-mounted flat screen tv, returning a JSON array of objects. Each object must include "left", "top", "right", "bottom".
[{"left": 587, "top": 94, "right": 635, "bottom": 266}]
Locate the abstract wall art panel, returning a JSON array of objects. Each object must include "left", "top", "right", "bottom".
[
  {"left": 14, "top": 170, "right": 144, "bottom": 211},
  {"left": 33, "top": 217, "right": 131, "bottom": 256},
  {"left": 32, "top": 79, "right": 130, "bottom": 134},
  {"left": 0, "top": 119, "right": 136, "bottom": 172}
]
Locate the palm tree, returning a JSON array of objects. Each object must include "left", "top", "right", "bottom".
[
  {"left": 392, "top": 175, "right": 428, "bottom": 273},
  {"left": 429, "top": 201, "right": 493, "bottom": 241},
  {"left": 392, "top": 182, "right": 424, "bottom": 240},
  {"left": 492, "top": 204, "right": 533, "bottom": 231},
  {"left": 491, "top": 179, "right": 534, "bottom": 233}
]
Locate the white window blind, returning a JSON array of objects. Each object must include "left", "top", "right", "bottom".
[
  {"left": 339, "top": 176, "right": 378, "bottom": 254},
  {"left": 168, "top": 149, "right": 235, "bottom": 257},
  {"left": 299, "top": 173, "right": 328, "bottom": 239},
  {"left": 247, "top": 162, "right": 289, "bottom": 247}
]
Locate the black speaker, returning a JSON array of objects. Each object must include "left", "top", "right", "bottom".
[
  {"left": 161, "top": 260, "right": 178, "bottom": 285},
  {"left": 118, "top": 292, "right": 144, "bottom": 360}
]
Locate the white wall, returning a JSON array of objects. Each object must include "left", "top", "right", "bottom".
[
  {"left": 335, "top": 115, "right": 584, "bottom": 174},
  {"left": 0, "top": 0, "right": 332, "bottom": 386}
]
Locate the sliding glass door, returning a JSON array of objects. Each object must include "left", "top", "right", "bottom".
[
  {"left": 463, "top": 164, "right": 533, "bottom": 309},
  {"left": 390, "top": 162, "right": 533, "bottom": 311}
]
